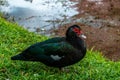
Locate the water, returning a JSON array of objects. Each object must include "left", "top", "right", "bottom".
[{"left": 0, "top": 0, "right": 78, "bottom": 35}]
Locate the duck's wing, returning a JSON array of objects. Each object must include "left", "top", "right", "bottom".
[
  {"left": 40, "top": 42, "right": 76, "bottom": 57},
  {"left": 26, "top": 41, "right": 75, "bottom": 56},
  {"left": 11, "top": 37, "right": 66, "bottom": 61}
]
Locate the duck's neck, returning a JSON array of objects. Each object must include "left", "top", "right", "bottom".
[{"left": 66, "top": 36, "right": 86, "bottom": 55}]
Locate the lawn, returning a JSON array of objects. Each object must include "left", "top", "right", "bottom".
[{"left": 0, "top": 17, "right": 120, "bottom": 80}]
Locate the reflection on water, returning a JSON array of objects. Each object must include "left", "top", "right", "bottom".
[{"left": 0, "top": 0, "right": 78, "bottom": 36}]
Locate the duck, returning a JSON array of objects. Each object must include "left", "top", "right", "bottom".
[{"left": 11, "top": 25, "right": 87, "bottom": 70}]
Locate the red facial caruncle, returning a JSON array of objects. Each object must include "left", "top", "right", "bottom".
[{"left": 73, "top": 28, "right": 82, "bottom": 35}]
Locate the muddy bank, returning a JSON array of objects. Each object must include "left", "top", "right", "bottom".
[{"left": 53, "top": 0, "right": 120, "bottom": 61}]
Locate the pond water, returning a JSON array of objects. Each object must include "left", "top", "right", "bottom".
[{"left": 0, "top": 0, "right": 78, "bottom": 36}]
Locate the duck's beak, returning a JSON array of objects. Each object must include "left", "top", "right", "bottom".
[{"left": 80, "top": 34, "right": 87, "bottom": 39}]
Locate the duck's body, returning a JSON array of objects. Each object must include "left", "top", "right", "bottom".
[{"left": 11, "top": 25, "right": 86, "bottom": 69}]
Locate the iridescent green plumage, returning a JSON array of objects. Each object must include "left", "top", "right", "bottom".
[{"left": 11, "top": 25, "right": 86, "bottom": 69}]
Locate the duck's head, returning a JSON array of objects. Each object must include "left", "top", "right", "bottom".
[{"left": 66, "top": 25, "right": 86, "bottom": 39}]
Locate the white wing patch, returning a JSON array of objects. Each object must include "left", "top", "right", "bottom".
[{"left": 50, "top": 55, "right": 64, "bottom": 61}]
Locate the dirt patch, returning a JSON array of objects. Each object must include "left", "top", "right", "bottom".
[{"left": 51, "top": 0, "right": 120, "bottom": 61}]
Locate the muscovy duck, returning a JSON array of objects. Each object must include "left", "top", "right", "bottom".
[{"left": 11, "top": 25, "right": 87, "bottom": 69}]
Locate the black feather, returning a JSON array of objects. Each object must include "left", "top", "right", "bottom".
[{"left": 11, "top": 25, "right": 87, "bottom": 69}]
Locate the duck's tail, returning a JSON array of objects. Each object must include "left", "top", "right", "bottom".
[{"left": 11, "top": 54, "right": 26, "bottom": 60}]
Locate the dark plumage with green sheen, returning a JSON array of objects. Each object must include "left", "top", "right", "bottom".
[{"left": 11, "top": 25, "right": 87, "bottom": 69}]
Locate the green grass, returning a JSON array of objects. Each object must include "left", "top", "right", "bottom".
[{"left": 0, "top": 17, "right": 120, "bottom": 80}]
